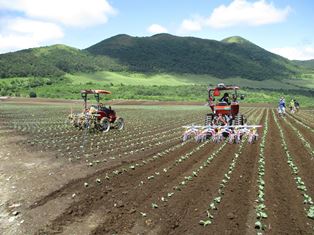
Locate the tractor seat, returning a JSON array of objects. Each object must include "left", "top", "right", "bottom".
[
  {"left": 218, "top": 102, "right": 228, "bottom": 106},
  {"left": 100, "top": 107, "right": 113, "bottom": 115}
]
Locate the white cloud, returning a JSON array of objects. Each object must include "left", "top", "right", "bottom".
[
  {"left": 270, "top": 46, "right": 314, "bottom": 60},
  {"left": 0, "top": 0, "right": 116, "bottom": 27},
  {"left": 147, "top": 24, "right": 168, "bottom": 34},
  {"left": 180, "top": 0, "right": 291, "bottom": 32},
  {"left": 0, "top": 0, "right": 116, "bottom": 53},
  {"left": 180, "top": 19, "right": 202, "bottom": 32},
  {"left": 208, "top": 0, "right": 291, "bottom": 28},
  {"left": 0, "top": 18, "right": 64, "bottom": 53}
]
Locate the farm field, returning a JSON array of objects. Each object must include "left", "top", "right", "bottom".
[{"left": 0, "top": 101, "right": 314, "bottom": 235}]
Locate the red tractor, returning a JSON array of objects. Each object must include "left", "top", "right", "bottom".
[
  {"left": 183, "top": 83, "right": 261, "bottom": 144},
  {"left": 205, "top": 83, "right": 246, "bottom": 126},
  {"left": 69, "top": 89, "right": 124, "bottom": 132}
]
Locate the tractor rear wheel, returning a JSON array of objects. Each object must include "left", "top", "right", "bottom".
[
  {"left": 234, "top": 114, "right": 245, "bottom": 125},
  {"left": 205, "top": 114, "right": 213, "bottom": 126},
  {"left": 115, "top": 117, "right": 124, "bottom": 130},
  {"left": 99, "top": 117, "right": 110, "bottom": 132}
]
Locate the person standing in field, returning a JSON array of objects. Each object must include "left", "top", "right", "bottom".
[
  {"left": 294, "top": 99, "right": 300, "bottom": 112},
  {"left": 289, "top": 99, "right": 296, "bottom": 113},
  {"left": 278, "top": 97, "right": 286, "bottom": 117}
]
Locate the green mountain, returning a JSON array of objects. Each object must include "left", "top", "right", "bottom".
[
  {"left": 0, "top": 44, "right": 124, "bottom": 78},
  {"left": 86, "top": 34, "right": 300, "bottom": 80},
  {"left": 0, "top": 34, "right": 301, "bottom": 80}
]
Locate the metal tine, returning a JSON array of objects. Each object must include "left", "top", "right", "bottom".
[
  {"left": 183, "top": 124, "right": 260, "bottom": 144},
  {"left": 183, "top": 124, "right": 262, "bottom": 129}
]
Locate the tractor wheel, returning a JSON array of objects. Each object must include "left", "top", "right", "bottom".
[
  {"left": 242, "top": 115, "right": 247, "bottom": 125},
  {"left": 115, "top": 117, "right": 124, "bottom": 130},
  {"left": 71, "top": 118, "right": 78, "bottom": 127},
  {"left": 99, "top": 117, "right": 110, "bottom": 132},
  {"left": 231, "top": 118, "right": 236, "bottom": 126},
  {"left": 205, "top": 114, "right": 213, "bottom": 126},
  {"left": 234, "top": 115, "right": 244, "bottom": 125},
  {"left": 73, "top": 120, "right": 80, "bottom": 128}
]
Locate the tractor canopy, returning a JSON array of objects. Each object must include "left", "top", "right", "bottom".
[
  {"left": 208, "top": 83, "right": 239, "bottom": 97},
  {"left": 80, "top": 89, "right": 112, "bottom": 95},
  {"left": 80, "top": 89, "right": 112, "bottom": 110}
]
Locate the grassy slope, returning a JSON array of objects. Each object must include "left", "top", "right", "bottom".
[
  {"left": 283, "top": 77, "right": 314, "bottom": 89},
  {"left": 1, "top": 71, "right": 313, "bottom": 107},
  {"left": 66, "top": 71, "right": 304, "bottom": 90},
  {"left": 293, "top": 59, "right": 314, "bottom": 70}
]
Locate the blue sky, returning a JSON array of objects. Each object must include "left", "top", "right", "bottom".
[{"left": 0, "top": 0, "right": 313, "bottom": 60}]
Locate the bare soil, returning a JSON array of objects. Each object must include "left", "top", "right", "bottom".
[{"left": 0, "top": 103, "right": 313, "bottom": 235}]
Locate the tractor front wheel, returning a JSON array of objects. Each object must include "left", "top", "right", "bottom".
[
  {"left": 115, "top": 117, "right": 124, "bottom": 130},
  {"left": 99, "top": 117, "right": 110, "bottom": 132}
]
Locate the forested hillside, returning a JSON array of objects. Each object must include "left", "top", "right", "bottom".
[
  {"left": 86, "top": 34, "right": 300, "bottom": 80},
  {"left": 0, "top": 34, "right": 302, "bottom": 81},
  {"left": 0, "top": 44, "right": 124, "bottom": 78}
]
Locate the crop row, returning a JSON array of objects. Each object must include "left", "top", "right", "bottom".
[
  {"left": 148, "top": 109, "right": 259, "bottom": 209},
  {"left": 283, "top": 118, "right": 313, "bottom": 158},
  {"left": 148, "top": 141, "right": 227, "bottom": 212},
  {"left": 272, "top": 110, "right": 314, "bottom": 220},
  {"left": 254, "top": 109, "right": 269, "bottom": 232},
  {"left": 297, "top": 111, "right": 314, "bottom": 124},
  {"left": 137, "top": 140, "right": 212, "bottom": 186},
  {"left": 1, "top": 106, "right": 255, "bottom": 159},
  {"left": 86, "top": 140, "right": 192, "bottom": 185},
  {"left": 287, "top": 113, "right": 314, "bottom": 133},
  {"left": 198, "top": 140, "right": 246, "bottom": 226}
]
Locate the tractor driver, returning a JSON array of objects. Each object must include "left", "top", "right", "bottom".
[
  {"left": 220, "top": 92, "right": 231, "bottom": 105},
  {"left": 99, "top": 103, "right": 112, "bottom": 114},
  {"left": 99, "top": 102, "right": 105, "bottom": 110}
]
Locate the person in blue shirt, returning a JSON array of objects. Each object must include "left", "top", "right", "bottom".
[{"left": 278, "top": 97, "right": 286, "bottom": 116}]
